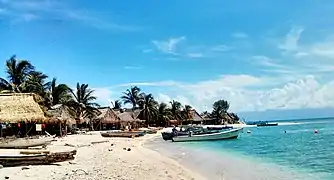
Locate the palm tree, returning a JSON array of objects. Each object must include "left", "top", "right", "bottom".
[
  {"left": 211, "top": 99, "right": 230, "bottom": 124},
  {"left": 156, "top": 102, "right": 172, "bottom": 127},
  {"left": 0, "top": 55, "right": 35, "bottom": 92},
  {"left": 23, "top": 71, "right": 51, "bottom": 108},
  {"left": 49, "top": 78, "right": 72, "bottom": 106},
  {"left": 69, "top": 83, "right": 100, "bottom": 127},
  {"left": 182, "top": 104, "right": 193, "bottom": 120},
  {"left": 111, "top": 100, "right": 122, "bottom": 110},
  {"left": 170, "top": 100, "right": 182, "bottom": 122},
  {"left": 121, "top": 86, "right": 143, "bottom": 109},
  {"left": 138, "top": 93, "right": 158, "bottom": 125}
]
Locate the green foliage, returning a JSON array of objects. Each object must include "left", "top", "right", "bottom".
[
  {"left": 121, "top": 86, "right": 143, "bottom": 109},
  {"left": 0, "top": 55, "right": 240, "bottom": 127}
]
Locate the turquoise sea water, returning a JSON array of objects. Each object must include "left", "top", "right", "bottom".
[{"left": 182, "top": 119, "right": 334, "bottom": 179}]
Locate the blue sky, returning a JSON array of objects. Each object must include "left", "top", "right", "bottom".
[{"left": 1, "top": 0, "right": 334, "bottom": 118}]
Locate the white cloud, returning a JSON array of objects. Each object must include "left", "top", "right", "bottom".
[
  {"left": 110, "top": 74, "right": 334, "bottom": 113},
  {"left": 0, "top": 0, "right": 139, "bottom": 31},
  {"left": 92, "top": 87, "right": 113, "bottom": 106},
  {"left": 232, "top": 32, "right": 248, "bottom": 39},
  {"left": 186, "top": 53, "right": 204, "bottom": 58},
  {"left": 152, "top": 36, "right": 185, "bottom": 55},
  {"left": 279, "top": 26, "right": 304, "bottom": 51},
  {"left": 211, "top": 45, "right": 231, "bottom": 52}
]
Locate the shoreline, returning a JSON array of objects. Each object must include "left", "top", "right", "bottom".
[
  {"left": 0, "top": 131, "right": 206, "bottom": 180},
  {"left": 144, "top": 134, "right": 323, "bottom": 180}
]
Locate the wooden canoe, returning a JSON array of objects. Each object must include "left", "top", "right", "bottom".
[
  {"left": 0, "top": 138, "right": 53, "bottom": 149},
  {"left": 0, "top": 150, "right": 77, "bottom": 167},
  {"left": 100, "top": 131, "right": 145, "bottom": 138}
]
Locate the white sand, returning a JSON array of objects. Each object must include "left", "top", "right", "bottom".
[{"left": 0, "top": 132, "right": 206, "bottom": 180}]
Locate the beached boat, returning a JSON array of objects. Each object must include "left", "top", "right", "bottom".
[
  {"left": 257, "top": 122, "right": 278, "bottom": 127},
  {"left": 172, "top": 128, "right": 243, "bottom": 142},
  {"left": 0, "top": 137, "right": 53, "bottom": 149},
  {"left": 0, "top": 150, "right": 77, "bottom": 167},
  {"left": 100, "top": 131, "right": 145, "bottom": 138}
]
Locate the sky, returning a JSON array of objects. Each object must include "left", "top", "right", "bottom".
[{"left": 1, "top": 0, "right": 334, "bottom": 119}]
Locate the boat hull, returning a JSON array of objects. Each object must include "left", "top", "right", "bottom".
[
  {"left": 101, "top": 131, "right": 145, "bottom": 138},
  {"left": 172, "top": 128, "right": 243, "bottom": 142},
  {"left": 0, "top": 138, "right": 53, "bottom": 149},
  {"left": 0, "top": 150, "right": 77, "bottom": 167}
]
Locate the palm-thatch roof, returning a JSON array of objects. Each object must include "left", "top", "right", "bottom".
[
  {"left": 114, "top": 109, "right": 145, "bottom": 122},
  {"left": 93, "top": 107, "right": 120, "bottom": 123},
  {"left": 0, "top": 93, "right": 46, "bottom": 123},
  {"left": 189, "top": 109, "right": 204, "bottom": 122},
  {"left": 47, "top": 104, "right": 75, "bottom": 124}
]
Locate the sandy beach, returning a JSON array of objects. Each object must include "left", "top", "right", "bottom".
[{"left": 0, "top": 132, "right": 205, "bottom": 180}]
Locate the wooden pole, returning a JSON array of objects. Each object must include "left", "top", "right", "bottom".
[{"left": 59, "top": 122, "right": 62, "bottom": 137}]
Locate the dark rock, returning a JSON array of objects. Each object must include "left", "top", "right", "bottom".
[
  {"left": 21, "top": 167, "right": 29, "bottom": 170},
  {"left": 127, "top": 148, "right": 131, "bottom": 151},
  {"left": 111, "top": 143, "right": 114, "bottom": 146},
  {"left": 5, "top": 176, "right": 9, "bottom": 179}
]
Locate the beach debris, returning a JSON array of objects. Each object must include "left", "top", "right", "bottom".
[
  {"left": 72, "top": 169, "right": 88, "bottom": 175},
  {"left": 247, "top": 130, "right": 251, "bottom": 133},
  {"left": 108, "top": 149, "right": 113, "bottom": 151},
  {"left": 314, "top": 130, "right": 318, "bottom": 133},
  {"left": 64, "top": 143, "right": 76, "bottom": 147},
  {"left": 91, "top": 140, "right": 109, "bottom": 145},
  {"left": 68, "top": 161, "right": 76, "bottom": 165},
  {"left": 123, "top": 148, "right": 126, "bottom": 150},
  {"left": 0, "top": 164, "right": 3, "bottom": 169},
  {"left": 21, "top": 167, "right": 30, "bottom": 170}
]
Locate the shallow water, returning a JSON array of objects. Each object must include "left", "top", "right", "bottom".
[{"left": 145, "top": 119, "right": 334, "bottom": 180}]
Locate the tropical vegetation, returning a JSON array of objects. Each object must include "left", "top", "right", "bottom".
[{"left": 0, "top": 55, "right": 241, "bottom": 127}]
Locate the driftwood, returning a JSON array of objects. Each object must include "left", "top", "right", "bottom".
[
  {"left": 91, "top": 140, "right": 109, "bottom": 145},
  {"left": 0, "top": 150, "right": 77, "bottom": 167}
]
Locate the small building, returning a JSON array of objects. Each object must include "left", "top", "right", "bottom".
[
  {"left": 114, "top": 109, "right": 145, "bottom": 130},
  {"left": 0, "top": 93, "right": 46, "bottom": 137},
  {"left": 92, "top": 107, "right": 120, "bottom": 130},
  {"left": 47, "top": 104, "right": 76, "bottom": 136}
]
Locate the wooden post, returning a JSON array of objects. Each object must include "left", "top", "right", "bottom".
[
  {"left": 65, "top": 121, "right": 67, "bottom": 136},
  {"left": 59, "top": 122, "right": 62, "bottom": 137}
]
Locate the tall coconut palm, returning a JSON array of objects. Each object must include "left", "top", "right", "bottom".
[
  {"left": 211, "top": 99, "right": 230, "bottom": 124},
  {"left": 121, "top": 86, "right": 143, "bottom": 109},
  {"left": 138, "top": 93, "right": 158, "bottom": 124},
  {"left": 156, "top": 102, "right": 172, "bottom": 127},
  {"left": 170, "top": 100, "right": 182, "bottom": 121},
  {"left": 69, "top": 83, "right": 100, "bottom": 126},
  {"left": 0, "top": 55, "right": 35, "bottom": 92},
  {"left": 182, "top": 104, "right": 193, "bottom": 121},
  {"left": 111, "top": 100, "right": 122, "bottom": 110},
  {"left": 49, "top": 78, "right": 72, "bottom": 106}
]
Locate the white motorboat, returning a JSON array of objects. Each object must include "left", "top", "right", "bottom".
[{"left": 172, "top": 128, "right": 243, "bottom": 142}]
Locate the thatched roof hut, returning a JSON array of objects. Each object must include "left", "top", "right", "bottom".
[
  {"left": 114, "top": 109, "right": 145, "bottom": 123},
  {"left": 189, "top": 109, "right": 204, "bottom": 122},
  {"left": 0, "top": 93, "right": 46, "bottom": 123},
  {"left": 47, "top": 104, "right": 75, "bottom": 124},
  {"left": 93, "top": 107, "right": 120, "bottom": 124}
]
